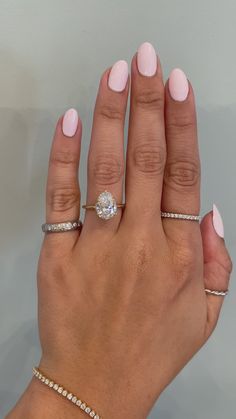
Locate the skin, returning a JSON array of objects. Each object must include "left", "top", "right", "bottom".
[{"left": 7, "top": 51, "right": 232, "bottom": 419}]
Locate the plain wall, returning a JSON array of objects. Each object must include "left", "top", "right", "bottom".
[{"left": 0, "top": 1, "right": 236, "bottom": 417}]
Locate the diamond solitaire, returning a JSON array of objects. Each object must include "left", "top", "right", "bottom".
[
  {"left": 82, "top": 190, "right": 125, "bottom": 220},
  {"left": 95, "top": 191, "right": 118, "bottom": 220}
]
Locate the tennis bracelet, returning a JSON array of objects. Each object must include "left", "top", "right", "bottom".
[{"left": 33, "top": 367, "right": 102, "bottom": 418}]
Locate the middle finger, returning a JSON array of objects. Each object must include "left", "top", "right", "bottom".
[{"left": 124, "top": 42, "right": 166, "bottom": 229}]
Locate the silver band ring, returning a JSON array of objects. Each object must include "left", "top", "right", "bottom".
[
  {"left": 205, "top": 288, "right": 228, "bottom": 297},
  {"left": 161, "top": 211, "right": 201, "bottom": 222},
  {"left": 42, "top": 220, "right": 82, "bottom": 233}
]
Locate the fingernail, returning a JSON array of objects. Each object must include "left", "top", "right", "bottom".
[
  {"left": 213, "top": 204, "right": 224, "bottom": 238},
  {"left": 137, "top": 42, "right": 157, "bottom": 77},
  {"left": 108, "top": 60, "right": 129, "bottom": 92},
  {"left": 62, "top": 108, "right": 79, "bottom": 137},
  {"left": 169, "top": 68, "right": 189, "bottom": 101}
]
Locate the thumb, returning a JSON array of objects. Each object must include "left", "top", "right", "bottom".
[{"left": 200, "top": 204, "right": 233, "bottom": 339}]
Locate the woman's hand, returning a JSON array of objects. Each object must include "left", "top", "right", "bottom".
[{"left": 8, "top": 42, "right": 232, "bottom": 419}]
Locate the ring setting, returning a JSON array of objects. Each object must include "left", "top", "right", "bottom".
[
  {"left": 96, "top": 191, "right": 118, "bottom": 220},
  {"left": 82, "top": 191, "right": 125, "bottom": 220}
]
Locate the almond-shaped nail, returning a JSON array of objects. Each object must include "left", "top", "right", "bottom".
[
  {"left": 169, "top": 68, "right": 189, "bottom": 101},
  {"left": 62, "top": 108, "right": 79, "bottom": 137},
  {"left": 108, "top": 60, "right": 129, "bottom": 92},
  {"left": 137, "top": 42, "right": 157, "bottom": 77},
  {"left": 213, "top": 204, "right": 224, "bottom": 238}
]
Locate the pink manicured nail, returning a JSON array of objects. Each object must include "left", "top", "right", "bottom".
[
  {"left": 169, "top": 68, "right": 189, "bottom": 101},
  {"left": 108, "top": 60, "right": 129, "bottom": 92},
  {"left": 212, "top": 204, "right": 224, "bottom": 238},
  {"left": 137, "top": 42, "right": 157, "bottom": 77},
  {"left": 62, "top": 108, "right": 79, "bottom": 137}
]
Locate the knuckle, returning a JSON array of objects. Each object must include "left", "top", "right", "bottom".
[
  {"left": 37, "top": 248, "right": 71, "bottom": 288},
  {"left": 135, "top": 89, "right": 164, "bottom": 111},
  {"left": 90, "top": 153, "right": 124, "bottom": 185},
  {"left": 224, "top": 253, "right": 233, "bottom": 275},
  {"left": 48, "top": 186, "right": 79, "bottom": 212},
  {"left": 164, "top": 159, "right": 200, "bottom": 188},
  {"left": 98, "top": 103, "right": 124, "bottom": 121},
  {"left": 177, "top": 260, "right": 195, "bottom": 286},
  {"left": 125, "top": 234, "right": 153, "bottom": 277},
  {"left": 173, "top": 241, "right": 197, "bottom": 279},
  {"left": 50, "top": 149, "right": 77, "bottom": 168},
  {"left": 133, "top": 143, "right": 166, "bottom": 175},
  {"left": 168, "top": 113, "right": 196, "bottom": 132}
]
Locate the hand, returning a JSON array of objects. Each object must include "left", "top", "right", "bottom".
[{"left": 8, "top": 42, "right": 232, "bottom": 419}]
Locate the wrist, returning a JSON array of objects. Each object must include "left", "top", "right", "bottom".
[
  {"left": 34, "top": 357, "right": 150, "bottom": 419},
  {"left": 6, "top": 371, "right": 147, "bottom": 419},
  {"left": 6, "top": 378, "right": 86, "bottom": 419}
]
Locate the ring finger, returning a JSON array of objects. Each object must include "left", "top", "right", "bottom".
[
  {"left": 162, "top": 69, "right": 201, "bottom": 242},
  {"left": 82, "top": 60, "right": 129, "bottom": 235}
]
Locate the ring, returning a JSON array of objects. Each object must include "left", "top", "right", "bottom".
[
  {"left": 161, "top": 211, "right": 201, "bottom": 222},
  {"left": 42, "top": 220, "right": 83, "bottom": 233},
  {"left": 205, "top": 288, "right": 228, "bottom": 297},
  {"left": 82, "top": 191, "right": 125, "bottom": 220}
]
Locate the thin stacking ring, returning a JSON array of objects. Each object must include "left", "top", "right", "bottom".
[
  {"left": 161, "top": 211, "right": 201, "bottom": 222},
  {"left": 42, "top": 220, "right": 83, "bottom": 233},
  {"left": 205, "top": 288, "right": 229, "bottom": 297}
]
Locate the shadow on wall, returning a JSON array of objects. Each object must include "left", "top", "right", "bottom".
[
  {"left": 0, "top": 320, "right": 40, "bottom": 417},
  {"left": 0, "top": 51, "right": 47, "bottom": 417},
  {"left": 195, "top": 104, "right": 236, "bottom": 248},
  {"left": 0, "top": 48, "right": 37, "bottom": 109},
  {"left": 0, "top": 107, "right": 55, "bottom": 251}
]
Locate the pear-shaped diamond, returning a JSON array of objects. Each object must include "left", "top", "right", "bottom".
[{"left": 95, "top": 191, "right": 117, "bottom": 220}]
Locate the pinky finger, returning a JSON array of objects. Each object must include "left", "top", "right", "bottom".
[{"left": 200, "top": 204, "right": 233, "bottom": 338}]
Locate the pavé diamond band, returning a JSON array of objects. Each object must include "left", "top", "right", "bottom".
[
  {"left": 42, "top": 220, "right": 83, "bottom": 233},
  {"left": 161, "top": 211, "right": 201, "bottom": 222}
]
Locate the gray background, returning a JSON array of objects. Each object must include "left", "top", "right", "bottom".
[{"left": 0, "top": 0, "right": 235, "bottom": 418}]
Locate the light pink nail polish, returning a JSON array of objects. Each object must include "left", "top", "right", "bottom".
[
  {"left": 62, "top": 108, "right": 79, "bottom": 137},
  {"left": 169, "top": 68, "right": 189, "bottom": 101},
  {"left": 212, "top": 204, "right": 224, "bottom": 238},
  {"left": 108, "top": 60, "right": 129, "bottom": 92},
  {"left": 137, "top": 42, "right": 157, "bottom": 77}
]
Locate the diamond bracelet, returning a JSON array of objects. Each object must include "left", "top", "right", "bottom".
[{"left": 33, "top": 367, "right": 102, "bottom": 419}]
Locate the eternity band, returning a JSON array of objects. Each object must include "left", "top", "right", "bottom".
[
  {"left": 161, "top": 211, "right": 201, "bottom": 222},
  {"left": 42, "top": 220, "right": 82, "bottom": 233}
]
